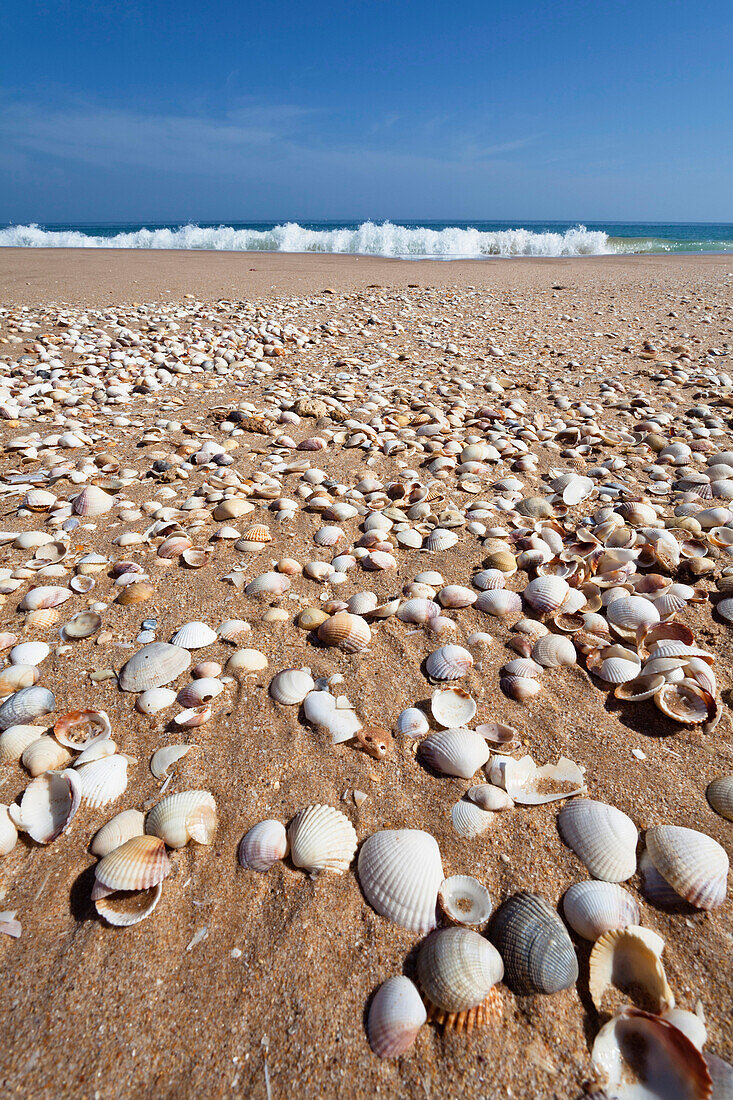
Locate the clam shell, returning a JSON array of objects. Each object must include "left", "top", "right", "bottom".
[
  {"left": 562, "top": 881, "right": 641, "bottom": 940},
  {"left": 270, "top": 668, "right": 315, "bottom": 705},
  {"left": 170, "top": 621, "right": 218, "bottom": 649},
  {"left": 317, "top": 612, "right": 371, "bottom": 652},
  {"left": 416, "top": 927, "right": 504, "bottom": 1013},
  {"left": 639, "top": 849, "right": 688, "bottom": 908},
  {"left": 76, "top": 754, "right": 130, "bottom": 809},
  {"left": 523, "top": 576, "right": 570, "bottom": 614},
  {"left": 54, "top": 709, "right": 111, "bottom": 750},
  {"left": 302, "top": 690, "right": 363, "bottom": 744},
  {"left": 72, "top": 485, "right": 114, "bottom": 515},
  {"left": 0, "top": 686, "right": 55, "bottom": 731},
  {"left": 244, "top": 571, "right": 291, "bottom": 597},
  {"left": 430, "top": 687, "right": 476, "bottom": 728},
  {"left": 0, "top": 665, "right": 39, "bottom": 698},
  {"left": 176, "top": 678, "right": 224, "bottom": 707},
  {"left": 135, "top": 688, "right": 177, "bottom": 715},
  {"left": 438, "top": 585, "right": 476, "bottom": 609},
  {"left": 16, "top": 768, "right": 81, "bottom": 843},
  {"left": 489, "top": 892, "right": 578, "bottom": 995},
  {"left": 238, "top": 819, "right": 289, "bottom": 871},
  {"left": 149, "top": 743, "right": 192, "bottom": 779},
  {"left": 396, "top": 708, "right": 429, "bottom": 737},
  {"left": 93, "top": 881, "right": 163, "bottom": 927},
  {"left": 226, "top": 648, "right": 268, "bottom": 673},
  {"left": 90, "top": 809, "right": 146, "bottom": 857},
  {"left": 475, "top": 589, "right": 523, "bottom": 618},
  {"left": 645, "top": 825, "right": 728, "bottom": 910},
  {"left": 531, "top": 634, "right": 577, "bottom": 668},
  {"left": 146, "top": 790, "right": 217, "bottom": 848},
  {"left": 466, "top": 784, "right": 514, "bottom": 812},
  {"left": 589, "top": 926, "right": 674, "bottom": 1013},
  {"left": 358, "top": 829, "right": 444, "bottom": 932},
  {"left": 419, "top": 729, "right": 491, "bottom": 779},
  {"left": 438, "top": 876, "right": 492, "bottom": 926},
  {"left": 95, "top": 834, "right": 171, "bottom": 890},
  {"left": 119, "top": 642, "right": 192, "bottom": 692},
  {"left": 367, "top": 976, "right": 426, "bottom": 1059},
  {"left": 22, "top": 736, "right": 73, "bottom": 776},
  {"left": 655, "top": 681, "right": 713, "bottom": 724},
  {"left": 63, "top": 611, "right": 102, "bottom": 640},
  {"left": 20, "top": 585, "right": 73, "bottom": 611},
  {"left": 396, "top": 598, "right": 442, "bottom": 623},
  {"left": 0, "top": 723, "right": 47, "bottom": 763},
  {"left": 9, "top": 641, "right": 50, "bottom": 667},
  {"left": 0, "top": 804, "right": 18, "bottom": 855},
  {"left": 287, "top": 804, "right": 357, "bottom": 874},
  {"left": 451, "top": 799, "right": 496, "bottom": 838},
  {"left": 557, "top": 799, "right": 638, "bottom": 881},
  {"left": 706, "top": 775, "right": 733, "bottom": 821},
  {"left": 425, "top": 645, "right": 473, "bottom": 681}
]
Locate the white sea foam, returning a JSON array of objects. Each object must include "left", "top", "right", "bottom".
[{"left": 0, "top": 221, "right": 616, "bottom": 257}]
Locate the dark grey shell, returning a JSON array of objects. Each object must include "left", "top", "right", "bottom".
[{"left": 489, "top": 891, "right": 578, "bottom": 995}]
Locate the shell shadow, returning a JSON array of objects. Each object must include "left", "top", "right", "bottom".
[{"left": 69, "top": 864, "right": 98, "bottom": 922}]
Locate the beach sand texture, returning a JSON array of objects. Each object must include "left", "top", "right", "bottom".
[{"left": 0, "top": 251, "right": 731, "bottom": 1099}]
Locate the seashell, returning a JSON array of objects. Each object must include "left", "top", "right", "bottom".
[
  {"left": 70, "top": 574, "right": 95, "bottom": 594},
  {"left": 176, "top": 678, "right": 224, "bottom": 707},
  {"left": 297, "top": 607, "right": 330, "bottom": 630},
  {"left": 348, "top": 591, "right": 379, "bottom": 616},
  {"left": 659, "top": 1008, "right": 707, "bottom": 1053},
  {"left": 23, "top": 488, "right": 56, "bottom": 510},
  {"left": 589, "top": 1008, "right": 712, "bottom": 1100},
  {"left": 451, "top": 798, "right": 496, "bottom": 838},
  {"left": 591, "top": 644, "right": 642, "bottom": 684},
  {"left": 116, "top": 581, "right": 155, "bottom": 605},
  {"left": 425, "top": 644, "right": 473, "bottom": 681},
  {"left": 238, "top": 819, "right": 289, "bottom": 872},
  {"left": 270, "top": 668, "right": 315, "bottom": 705},
  {"left": 150, "top": 743, "right": 193, "bottom": 779},
  {"left": 589, "top": 926, "right": 674, "bottom": 1014},
  {"left": 416, "top": 927, "right": 504, "bottom": 1028},
  {"left": 367, "top": 976, "right": 427, "bottom": 1059},
  {"left": 438, "top": 585, "right": 476, "bottom": 609},
  {"left": 170, "top": 621, "right": 217, "bottom": 650},
  {"left": 645, "top": 825, "right": 728, "bottom": 910},
  {"left": 95, "top": 834, "right": 171, "bottom": 892},
  {"left": 93, "top": 880, "right": 164, "bottom": 927},
  {"left": 420, "top": 729, "right": 491, "bottom": 779},
  {"left": 557, "top": 799, "right": 638, "bottom": 881},
  {"left": 75, "top": 739, "right": 117, "bottom": 766},
  {"left": 72, "top": 485, "right": 114, "bottom": 516},
  {"left": 90, "top": 809, "right": 146, "bottom": 857},
  {"left": 531, "top": 633, "right": 577, "bottom": 668},
  {"left": 706, "top": 775, "right": 733, "bottom": 821},
  {"left": 119, "top": 642, "right": 191, "bottom": 691},
  {"left": 76, "top": 754, "right": 130, "bottom": 809},
  {"left": 9, "top": 641, "right": 50, "bottom": 667},
  {"left": 614, "top": 673, "right": 666, "bottom": 702},
  {"left": 475, "top": 589, "right": 523, "bottom": 619},
  {"left": 244, "top": 571, "right": 291, "bottom": 597},
  {"left": 467, "top": 784, "right": 514, "bottom": 811},
  {"left": 426, "top": 528, "right": 458, "bottom": 552},
  {"left": 192, "top": 661, "right": 222, "bottom": 679},
  {"left": 562, "top": 881, "right": 641, "bottom": 941},
  {"left": 475, "top": 721, "right": 519, "bottom": 746},
  {"left": 430, "top": 687, "right": 476, "bottom": 728},
  {"left": 317, "top": 612, "right": 371, "bottom": 652},
  {"left": 22, "top": 736, "right": 73, "bottom": 776},
  {"left": 490, "top": 892, "right": 578, "bottom": 995},
  {"left": 135, "top": 687, "right": 177, "bottom": 715},
  {"left": 492, "top": 754, "right": 586, "bottom": 805},
  {"left": 500, "top": 674, "right": 542, "bottom": 701},
  {"left": 0, "top": 804, "right": 18, "bottom": 855},
  {"left": 396, "top": 597, "right": 441, "bottom": 623},
  {"left": 655, "top": 681, "right": 714, "bottom": 724},
  {"left": 704, "top": 1053, "right": 733, "bottom": 1097},
  {"left": 438, "top": 876, "right": 492, "bottom": 927},
  {"left": 523, "top": 576, "right": 570, "bottom": 614},
  {"left": 607, "top": 595, "right": 661, "bottom": 638},
  {"left": 396, "top": 707, "right": 429, "bottom": 738},
  {"left": 20, "top": 585, "right": 73, "bottom": 611},
  {"left": 0, "top": 723, "right": 47, "bottom": 763},
  {"left": 303, "top": 690, "right": 362, "bottom": 744},
  {"left": 355, "top": 726, "right": 392, "bottom": 760},
  {"left": 358, "top": 829, "right": 444, "bottom": 932},
  {"left": 63, "top": 611, "right": 102, "bottom": 640},
  {"left": 146, "top": 790, "right": 217, "bottom": 848},
  {"left": 0, "top": 664, "right": 39, "bottom": 698},
  {"left": 54, "top": 709, "right": 111, "bottom": 750},
  {"left": 0, "top": 685, "right": 55, "bottom": 730},
  {"left": 483, "top": 549, "right": 517, "bottom": 574},
  {"left": 287, "top": 804, "right": 357, "bottom": 875},
  {"left": 472, "top": 569, "right": 506, "bottom": 591},
  {"left": 501, "top": 657, "right": 542, "bottom": 679},
  {"left": 217, "top": 619, "right": 251, "bottom": 642},
  {"left": 226, "top": 648, "right": 269, "bottom": 674},
  {"left": 15, "top": 768, "right": 81, "bottom": 843}
]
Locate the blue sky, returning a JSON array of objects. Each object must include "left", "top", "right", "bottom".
[{"left": 1, "top": 0, "right": 732, "bottom": 223}]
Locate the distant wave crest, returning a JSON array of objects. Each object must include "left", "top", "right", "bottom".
[{"left": 0, "top": 221, "right": 614, "bottom": 258}]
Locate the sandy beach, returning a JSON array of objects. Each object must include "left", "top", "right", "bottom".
[{"left": 0, "top": 250, "right": 731, "bottom": 1100}]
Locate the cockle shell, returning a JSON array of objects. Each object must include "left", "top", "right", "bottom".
[
  {"left": 0, "top": 723, "right": 47, "bottom": 763},
  {"left": 54, "top": 709, "right": 111, "bottom": 750},
  {"left": 438, "top": 876, "right": 492, "bottom": 927},
  {"left": 90, "top": 809, "right": 146, "bottom": 857},
  {"left": 589, "top": 926, "right": 674, "bottom": 1013},
  {"left": 472, "top": 569, "right": 507, "bottom": 591},
  {"left": 490, "top": 892, "right": 578, "bottom": 995},
  {"left": 397, "top": 598, "right": 441, "bottom": 623},
  {"left": 287, "top": 804, "right": 357, "bottom": 874},
  {"left": 0, "top": 664, "right": 39, "bottom": 697},
  {"left": 523, "top": 576, "right": 570, "bottom": 614},
  {"left": 438, "top": 585, "right": 476, "bottom": 609},
  {"left": 95, "top": 834, "right": 171, "bottom": 892},
  {"left": 396, "top": 708, "right": 430, "bottom": 737},
  {"left": 135, "top": 688, "right": 177, "bottom": 715},
  {"left": 0, "top": 686, "right": 55, "bottom": 730},
  {"left": 655, "top": 681, "right": 714, "bottom": 724},
  {"left": 9, "top": 641, "right": 50, "bottom": 667},
  {"left": 706, "top": 775, "right": 733, "bottom": 821},
  {"left": 150, "top": 744, "right": 193, "bottom": 779},
  {"left": 419, "top": 729, "right": 491, "bottom": 779},
  {"left": 22, "top": 736, "right": 73, "bottom": 776},
  {"left": 531, "top": 634, "right": 577, "bottom": 668},
  {"left": 238, "top": 819, "right": 289, "bottom": 871},
  {"left": 146, "top": 790, "right": 217, "bottom": 848},
  {"left": 176, "top": 678, "right": 224, "bottom": 707},
  {"left": 14, "top": 768, "right": 81, "bottom": 843},
  {"left": 644, "top": 825, "right": 728, "bottom": 910},
  {"left": 562, "top": 881, "right": 641, "bottom": 941},
  {"left": 270, "top": 668, "right": 315, "bottom": 705},
  {"left": 63, "top": 611, "right": 102, "bottom": 640},
  {"left": 0, "top": 804, "right": 18, "bottom": 855},
  {"left": 244, "top": 571, "right": 291, "bottom": 597},
  {"left": 76, "top": 754, "right": 130, "bottom": 809},
  {"left": 317, "top": 612, "right": 371, "bottom": 652},
  {"left": 367, "top": 976, "right": 427, "bottom": 1058},
  {"left": 451, "top": 798, "right": 496, "bottom": 838},
  {"left": 466, "top": 784, "right": 514, "bottom": 812},
  {"left": 430, "top": 687, "right": 476, "bottom": 728},
  {"left": 425, "top": 645, "right": 473, "bottom": 681},
  {"left": 94, "top": 881, "right": 164, "bottom": 927},
  {"left": 475, "top": 590, "right": 523, "bottom": 619},
  {"left": 557, "top": 799, "right": 638, "bottom": 881},
  {"left": 119, "top": 642, "right": 191, "bottom": 691},
  {"left": 302, "top": 690, "right": 362, "bottom": 744},
  {"left": 416, "top": 927, "right": 504, "bottom": 1028},
  {"left": 170, "top": 621, "right": 218, "bottom": 649},
  {"left": 226, "top": 648, "right": 268, "bottom": 673},
  {"left": 72, "top": 485, "right": 114, "bottom": 516},
  {"left": 358, "top": 829, "right": 444, "bottom": 932},
  {"left": 20, "top": 585, "right": 73, "bottom": 611}
]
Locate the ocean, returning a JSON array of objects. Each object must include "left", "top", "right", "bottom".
[{"left": 1, "top": 221, "right": 732, "bottom": 258}]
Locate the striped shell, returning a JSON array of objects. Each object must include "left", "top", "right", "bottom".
[
  {"left": 523, "top": 576, "right": 570, "bottom": 614},
  {"left": 645, "top": 825, "right": 728, "bottom": 910},
  {"left": 269, "top": 668, "right": 315, "bottom": 705},
  {"left": 531, "top": 634, "right": 577, "bottom": 668},
  {"left": 367, "top": 976, "right": 427, "bottom": 1059},
  {"left": 419, "top": 729, "right": 491, "bottom": 779},
  {"left": 238, "top": 819, "right": 289, "bottom": 871},
  {"left": 416, "top": 927, "right": 504, "bottom": 1013},
  {"left": 90, "top": 809, "right": 146, "bottom": 857},
  {"left": 562, "top": 881, "right": 641, "bottom": 940},
  {"left": 95, "top": 834, "right": 171, "bottom": 891},
  {"left": 358, "top": 829, "right": 444, "bottom": 932},
  {"left": 425, "top": 645, "right": 474, "bottom": 681},
  {"left": 170, "top": 621, "right": 218, "bottom": 649},
  {"left": 118, "top": 642, "right": 192, "bottom": 691},
  {"left": 287, "top": 804, "right": 356, "bottom": 874},
  {"left": 317, "top": 612, "right": 371, "bottom": 652},
  {"left": 76, "top": 754, "right": 130, "bottom": 809},
  {"left": 706, "top": 775, "right": 733, "bottom": 821},
  {"left": 490, "top": 892, "right": 578, "bottom": 995},
  {"left": 146, "top": 790, "right": 217, "bottom": 848},
  {"left": 451, "top": 799, "right": 496, "bottom": 838},
  {"left": 557, "top": 799, "right": 638, "bottom": 881}
]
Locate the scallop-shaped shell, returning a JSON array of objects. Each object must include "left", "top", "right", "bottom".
[
  {"left": 76, "top": 754, "right": 130, "bottom": 809},
  {"left": 9, "top": 641, "right": 50, "bottom": 667},
  {"left": 72, "top": 485, "right": 114, "bottom": 515},
  {"left": 20, "top": 585, "right": 73, "bottom": 610},
  {"left": 438, "top": 585, "right": 476, "bottom": 609},
  {"left": 531, "top": 634, "right": 577, "bottom": 668},
  {"left": 451, "top": 798, "right": 496, "bottom": 838},
  {"left": 287, "top": 804, "right": 357, "bottom": 874},
  {"left": 523, "top": 576, "right": 570, "bottom": 614},
  {"left": 425, "top": 645, "right": 473, "bottom": 681},
  {"left": 589, "top": 926, "right": 674, "bottom": 1013},
  {"left": 269, "top": 668, "right": 315, "bottom": 705},
  {"left": 0, "top": 664, "right": 39, "bottom": 697},
  {"left": 396, "top": 708, "right": 429, "bottom": 737},
  {"left": 0, "top": 803, "right": 18, "bottom": 855},
  {"left": 119, "top": 642, "right": 191, "bottom": 691},
  {"left": 95, "top": 834, "right": 171, "bottom": 890},
  {"left": 557, "top": 799, "right": 638, "bottom": 881},
  {"left": 317, "top": 612, "right": 371, "bottom": 652},
  {"left": 16, "top": 768, "right": 81, "bottom": 843},
  {"left": 358, "top": 829, "right": 444, "bottom": 932},
  {"left": 90, "top": 809, "right": 146, "bottom": 857},
  {"left": 594, "top": 645, "right": 642, "bottom": 684},
  {"left": 490, "top": 892, "right": 578, "bottom": 995},
  {"left": 416, "top": 927, "right": 503, "bottom": 1020},
  {"left": 607, "top": 595, "right": 660, "bottom": 636},
  {"left": 150, "top": 743, "right": 192, "bottom": 779},
  {"left": 706, "top": 775, "right": 733, "bottom": 821},
  {"left": 170, "top": 621, "right": 217, "bottom": 649},
  {"left": 22, "top": 736, "right": 73, "bottom": 776},
  {"left": 590, "top": 1008, "right": 713, "bottom": 1100},
  {"left": 238, "top": 819, "right": 289, "bottom": 871},
  {"left": 645, "top": 825, "right": 728, "bottom": 910},
  {"left": 367, "top": 976, "right": 427, "bottom": 1059},
  {"left": 419, "top": 729, "right": 491, "bottom": 779},
  {"left": 396, "top": 598, "right": 441, "bottom": 623},
  {"left": 562, "top": 881, "right": 641, "bottom": 941},
  {"left": 146, "top": 790, "right": 217, "bottom": 848},
  {"left": 472, "top": 569, "right": 507, "bottom": 591},
  {"left": 475, "top": 590, "right": 523, "bottom": 619},
  {"left": 438, "top": 876, "right": 492, "bottom": 926},
  {"left": 0, "top": 723, "right": 47, "bottom": 763},
  {"left": 54, "top": 709, "right": 111, "bottom": 750},
  {"left": 135, "top": 688, "right": 177, "bottom": 715},
  {"left": 244, "top": 571, "right": 291, "bottom": 597},
  {"left": 217, "top": 619, "right": 251, "bottom": 642},
  {"left": 655, "top": 681, "right": 713, "bottom": 724},
  {"left": 426, "top": 528, "right": 458, "bottom": 552},
  {"left": 0, "top": 685, "right": 55, "bottom": 730},
  {"left": 430, "top": 687, "right": 476, "bottom": 728},
  {"left": 663, "top": 1008, "right": 708, "bottom": 1053}
]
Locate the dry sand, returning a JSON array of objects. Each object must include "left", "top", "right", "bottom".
[{"left": 0, "top": 249, "right": 731, "bottom": 1100}]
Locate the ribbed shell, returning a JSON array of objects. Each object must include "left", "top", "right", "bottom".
[
  {"left": 396, "top": 708, "right": 430, "bottom": 737},
  {"left": 416, "top": 928, "right": 504, "bottom": 1012},
  {"left": 94, "top": 881, "right": 163, "bottom": 927},
  {"left": 532, "top": 634, "right": 577, "bottom": 668},
  {"left": 170, "top": 621, "right": 218, "bottom": 649},
  {"left": 396, "top": 598, "right": 441, "bottom": 623},
  {"left": 425, "top": 645, "right": 474, "bottom": 681},
  {"left": 95, "top": 834, "right": 171, "bottom": 890},
  {"left": 90, "top": 809, "right": 146, "bottom": 857},
  {"left": 118, "top": 642, "right": 192, "bottom": 691},
  {"left": 562, "top": 881, "right": 641, "bottom": 940},
  {"left": 557, "top": 799, "right": 638, "bottom": 881},
  {"left": 76, "top": 754, "right": 130, "bottom": 809},
  {"left": 490, "top": 892, "right": 578, "bottom": 995},
  {"left": 0, "top": 723, "right": 46, "bottom": 763},
  {"left": 73, "top": 485, "right": 114, "bottom": 515},
  {"left": 146, "top": 790, "right": 217, "bottom": 848},
  {"left": 17, "top": 768, "right": 81, "bottom": 844},
  {"left": 0, "top": 686, "right": 55, "bottom": 731},
  {"left": 706, "top": 776, "right": 733, "bottom": 821},
  {"left": 358, "top": 829, "right": 444, "bottom": 932},
  {"left": 645, "top": 825, "right": 728, "bottom": 910},
  {"left": 419, "top": 729, "right": 491, "bottom": 779},
  {"left": 589, "top": 926, "right": 674, "bottom": 1013},
  {"left": 288, "top": 804, "right": 357, "bottom": 874},
  {"left": 238, "top": 819, "right": 289, "bottom": 871},
  {"left": 475, "top": 590, "right": 523, "bottom": 618},
  {"left": 451, "top": 799, "right": 496, "bottom": 838},
  {"left": 317, "top": 612, "right": 371, "bottom": 652},
  {"left": 367, "top": 976, "right": 427, "bottom": 1059},
  {"left": 269, "top": 668, "right": 315, "bottom": 705},
  {"left": 438, "top": 876, "right": 492, "bottom": 926},
  {"left": 523, "top": 576, "right": 570, "bottom": 614},
  {"left": 21, "top": 736, "right": 73, "bottom": 776}
]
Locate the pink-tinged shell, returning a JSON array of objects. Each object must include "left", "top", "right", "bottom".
[
  {"left": 72, "top": 485, "right": 114, "bottom": 516},
  {"left": 16, "top": 768, "right": 81, "bottom": 844},
  {"left": 367, "top": 976, "right": 426, "bottom": 1058},
  {"left": 419, "top": 729, "right": 490, "bottom": 779},
  {"left": 557, "top": 799, "right": 638, "bottom": 882},
  {"left": 95, "top": 834, "right": 171, "bottom": 891},
  {"left": 238, "top": 819, "right": 289, "bottom": 871},
  {"left": 19, "top": 585, "right": 73, "bottom": 611},
  {"left": 475, "top": 589, "right": 523, "bottom": 619},
  {"left": 317, "top": 612, "right": 371, "bottom": 652},
  {"left": 396, "top": 598, "right": 441, "bottom": 623},
  {"left": 425, "top": 644, "right": 473, "bottom": 681}
]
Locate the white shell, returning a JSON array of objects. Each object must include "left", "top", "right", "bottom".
[
  {"left": 523, "top": 575, "right": 569, "bottom": 614},
  {"left": 358, "top": 829, "right": 444, "bottom": 932},
  {"left": 22, "top": 735, "right": 73, "bottom": 776},
  {"left": 0, "top": 686, "right": 55, "bottom": 730},
  {"left": 287, "top": 804, "right": 357, "bottom": 874},
  {"left": 0, "top": 804, "right": 19, "bottom": 855},
  {"left": 303, "top": 691, "right": 362, "bottom": 744},
  {"left": 9, "top": 641, "right": 50, "bottom": 667},
  {"left": 367, "top": 976, "right": 426, "bottom": 1059},
  {"left": 150, "top": 744, "right": 192, "bottom": 779},
  {"left": 451, "top": 799, "right": 495, "bottom": 838},
  {"left": 562, "top": 881, "right": 641, "bottom": 940},
  {"left": 15, "top": 768, "right": 81, "bottom": 843},
  {"left": 170, "top": 621, "right": 218, "bottom": 649},
  {"left": 430, "top": 687, "right": 476, "bottom": 728},
  {"left": 146, "top": 790, "right": 217, "bottom": 847},
  {"left": 589, "top": 926, "right": 674, "bottom": 1013},
  {"left": 396, "top": 598, "right": 441, "bottom": 623},
  {"left": 425, "top": 645, "right": 474, "bottom": 681},
  {"left": 136, "top": 688, "right": 177, "bottom": 715},
  {"left": 90, "top": 809, "right": 146, "bottom": 857},
  {"left": 475, "top": 589, "right": 523, "bottom": 618},
  {"left": 0, "top": 724, "right": 48, "bottom": 763},
  {"left": 19, "top": 585, "right": 73, "bottom": 611},
  {"left": 419, "top": 728, "right": 491, "bottom": 779},
  {"left": 238, "top": 819, "right": 289, "bottom": 871},
  {"left": 119, "top": 642, "right": 192, "bottom": 691},
  {"left": 396, "top": 708, "right": 429, "bottom": 737},
  {"left": 72, "top": 485, "right": 114, "bottom": 515},
  {"left": 226, "top": 648, "right": 268, "bottom": 673},
  {"left": 270, "top": 668, "right": 315, "bottom": 705},
  {"left": 438, "top": 875, "right": 492, "bottom": 926},
  {"left": 645, "top": 825, "right": 728, "bottom": 910},
  {"left": 557, "top": 799, "right": 638, "bottom": 881},
  {"left": 466, "top": 784, "right": 514, "bottom": 811},
  {"left": 76, "top": 754, "right": 130, "bottom": 809},
  {"left": 492, "top": 754, "right": 586, "bottom": 805},
  {"left": 531, "top": 634, "right": 577, "bottom": 668}
]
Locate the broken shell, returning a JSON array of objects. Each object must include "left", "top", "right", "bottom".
[
  {"left": 416, "top": 927, "right": 504, "bottom": 1028},
  {"left": 589, "top": 926, "right": 674, "bottom": 1014},
  {"left": 494, "top": 755, "right": 586, "bottom": 805},
  {"left": 90, "top": 809, "right": 146, "bottom": 857},
  {"left": 557, "top": 799, "right": 638, "bottom": 881},
  {"left": 367, "top": 976, "right": 427, "bottom": 1059},
  {"left": 358, "top": 829, "right": 444, "bottom": 932},
  {"left": 302, "top": 690, "right": 362, "bottom": 744},
  {"left": 146, "top": 790, "right": 217, "bottom": 848},
  {"left": 54, "top": 709, "right": 111, "bottom": 750},
  {"left": 645, "top": 825, "right": 728, "bottom": 910},
  {"left": 355, "top": 726, "right": 391, "bottom": 760},
  {"left": 118, "top": 642, "right": 192, "bottom": 692},
  {"left": 76, "top": 754, "right": 130, "bottom": 809},
  {"left": 287, "top": 804, "right": 357, "bottom": 874},
  {"left": 425, "top": 645, "right": 473, "bottom": 681},
  {"left": 15, "top": 768, "right": 81, "bottom": 843},
  {"left": 430, "top": 687, "right": 476, "bottom": 728},
  {"left": 22, "top": 736, "right": 73, "bottom": 776},
  {"left": 706, "top": 775, "right": 733, "bottom": 821},
  {"left": 489, "top": 892, "right": 578, "bottom": 995},
  {"left": 270, "top": 668, "right": 315, "bottom": 705},
  {"left": 0, "top": 804, "right": 18, "bottom": 855},
  {"left": 238, "top": 819, "right": 289, "bottom": 871},
  {"left": 438, "top": 876, "right": 492, "bottom": 927},
  {"left": 419, "top": 729, "right": 491, "bottom": 779},
  {"left": 150, "top": 744, "right": 192, "bottom": 779},
  {"left": 561, "top": 881, "right": 641, "bottom": 941},
  {"left": 0, "top": 685, "right": 55, "bottom": 730},
  {"left": 317, "top": 612, "right": 371, "bottom": 653}
]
